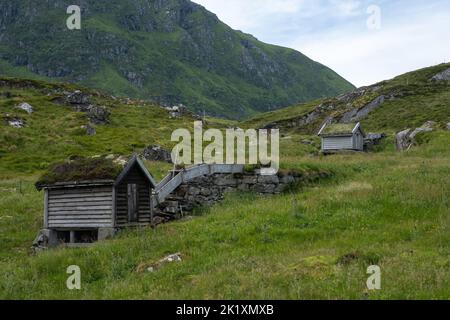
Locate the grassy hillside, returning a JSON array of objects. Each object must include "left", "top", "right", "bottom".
[
  {"left": 244, "top": 63, "right": 450, "bottom": 134},
  {"left": 0, "top": 0, "right": 354, "bottom": 119},
  {"left": 0, "top": 77, "right": 191, "bottom": 176},
  {"left": 0, "top": 65, "right": 449, "bottom": 299},
  {"left": 0, "top": 131, "right": 449, "bottom": 299}
]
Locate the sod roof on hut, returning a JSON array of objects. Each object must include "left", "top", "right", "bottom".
[
  {"left": 318, "top": 123, "right": 361, "bottom": 136},
  {"left": 35, "top": 156, "right": 126, "bottom": 190}
]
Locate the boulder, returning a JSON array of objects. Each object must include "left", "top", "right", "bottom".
[
  {"left": 137, "top": 253, "right": 182, "bottom": 273},
  {"left": 5, "top": 116, "right": 25, "bottom": 128},
  {"left": 66, "top": 90, "right": 91, "bottom": 105},
  {"left": 364, "top": 133, "right": 386, "bottom": 149},
  {"left": 142, "top": 145, "right": 173, "bottom": 163},
  {"left": 447, "top": 122, "right": 450, "bottom": 131},
  {"left": 88, "top": 105, "right": 110, "bottom": 124},
  {"left": 86, "top": 123, "right": 96, "bottom": 136},
  {"left": 16, "top": 102, "right": 33, "bottom": 114},
  {"left": 396, "top": 121, "right": 436, "bottom": 151},
  {"left": 166, "top": 104, "right": 189, "bottom": 119},
  {"left": 396, "top": 129, "right": 413, "bottom": 151}
]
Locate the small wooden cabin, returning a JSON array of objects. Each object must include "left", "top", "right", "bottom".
[
  {"left": 318, "top": 122, "right": 365, "bottom": 153},
  {"left": 37, "top": 155, "right": 156, "bottom": 246}
]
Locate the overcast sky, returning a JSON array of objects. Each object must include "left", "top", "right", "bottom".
[{"left": 194, "top": 0, "right": 450, "bottom": 87}]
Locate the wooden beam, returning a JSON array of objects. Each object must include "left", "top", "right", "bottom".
[{"left": 43, "top": 189, "right": 49, "bottom": 228}]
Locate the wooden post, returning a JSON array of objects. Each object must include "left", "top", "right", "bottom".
[
  {"left": 149, "top": 187, "right": 154, "bottom": 226},
  {"left": 70, "top": 231, "right": 76, "bottom": 244},
  {"left": 43, "top": 189, "right": 49, "bottom": 228},
  {"left": 111, "top": 186, "right": 116, "bottom": 228}
]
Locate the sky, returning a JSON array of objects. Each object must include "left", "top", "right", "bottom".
[{"left": 193, "top": 0, "right": 450, "bottom": 87}]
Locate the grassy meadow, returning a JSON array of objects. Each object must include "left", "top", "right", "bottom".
[{"left": 0, "top": 129, "right": 448, "bottom": 299}]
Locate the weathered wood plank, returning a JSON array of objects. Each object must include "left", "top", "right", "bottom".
[
  {"left": 48, "top": 223, "right": 113, "bottom": 228},
  {"left": 44, "top": 189, "right": 49, "bottom": 228},
  {"left": 48, "top": 210, "right": 112, "bottom": 215},
  {"left": 49, "top": 216, "right": 111, "bottom": 221},
  {"left": 49, "top": 196, "right": 112, "bottom": 204},
  {"left": 49, "top": 192, "right": 113, "bottom": 200},
  {"left": 48, "top": 205, "right": 112, "bottom": 211}
]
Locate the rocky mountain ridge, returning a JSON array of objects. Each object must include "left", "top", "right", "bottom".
[{"left": 0, "top": 0, "right": 354, "bottom": 119}]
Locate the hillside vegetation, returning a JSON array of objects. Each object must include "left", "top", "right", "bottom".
[
  {"left": 0, "top": 0, "right": 354, "bottom": 118},
  {"left": 0, "top": 131, "right": 449, "bottom": 299},
  {"left": 244, "top": 63, "right": 450, "bottom": 134},
  {"left": 0, "top": 64, "right": 449, "bottom": 299}
]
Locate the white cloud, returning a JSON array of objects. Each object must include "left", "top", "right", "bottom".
[
  {"left": 193, "top": 0, "right": 450, "bottom": 87},
  {"left": 293, "top": 10, "right": 450, "bottom": 86}
]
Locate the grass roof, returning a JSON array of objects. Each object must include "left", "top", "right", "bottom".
[
  {"left": 35, "top": 156, "right": 124, "bottom": 190},
  {"left": 321, "top": 123, "right": 357, "bottom": 135}
]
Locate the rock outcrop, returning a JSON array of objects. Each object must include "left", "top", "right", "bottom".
[
  {"left": 16, "top": 102, "right": 33, "bottom": 114},
  {"left": 395, "top": 121, "right": 437, "bottom": 151},
  {"left": 142, "top": 145, "right": 173, "bottom": 163},
  {"left": 430, "top": 68, "right": 450, "bottom": 81}
]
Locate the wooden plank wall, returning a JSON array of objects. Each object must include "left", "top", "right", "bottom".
[{"left": 47, "top": 186, "right": 114, "bottom": 228}]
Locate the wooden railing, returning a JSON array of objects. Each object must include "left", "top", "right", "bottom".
[{"left": 151, "top": 164, "right": 244, "bottom": 208}]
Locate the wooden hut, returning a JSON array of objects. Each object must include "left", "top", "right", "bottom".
[
  {"left": 318, "top": 122, "right": 365, "bottom": 153},
  {"left": 36, "top": 155, "right": 156, "bottom": 246}
]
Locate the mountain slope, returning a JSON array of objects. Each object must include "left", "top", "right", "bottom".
[
  {"left": 243, "top": 63, "right": 450, "bottom": 133},
  {"left": 0, "top": 0, "right": 354, "bottom": 119}
]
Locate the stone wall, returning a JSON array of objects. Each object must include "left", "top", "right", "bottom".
[{"left": 154, "top": 171, "right": 303, "bottom": 222}]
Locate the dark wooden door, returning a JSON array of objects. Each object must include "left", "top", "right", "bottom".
[{"left": 127, "top": 184, "right": 139, "bottom": 222}]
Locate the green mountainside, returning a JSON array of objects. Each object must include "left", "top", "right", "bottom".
[
  {"left": 0, "top": 64, "right": 449, "bottom": 299},
  {"left": 244, "top": 63, "right": 450, "bottom": 134},
  {"left": 0, "top": 0, "right": 354, "bottom": 119}
]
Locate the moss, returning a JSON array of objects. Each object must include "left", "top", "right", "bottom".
[
  {"left": 35, "top": 156, "right": 124, "bottom": 189},
  {"left": 321, "top": 123, "right": 357, "bottom": 135}
]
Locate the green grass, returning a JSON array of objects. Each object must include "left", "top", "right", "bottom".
[
  {"left": 0, "top": 66, "right": 449, "bottom": 299},
  {"left": 0, "top": 130, "right": 448, "bottom": 299},
  {"left": 243, "top": 63, "right": 450, "bottom": 135},
  {"left": 0, "top": 78, "right": 196, "bottom": 175}
]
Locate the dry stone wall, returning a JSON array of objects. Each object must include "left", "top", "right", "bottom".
[{"left": 154, "top": 171, "right": 303, "bottom": 222}]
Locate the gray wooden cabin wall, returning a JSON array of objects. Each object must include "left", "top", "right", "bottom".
[
  {"left": 47, "top": 186, "right": 114, "bottom": 228},
  {"left": 115, "top": 164, "right": 152, "bottom": 226}
]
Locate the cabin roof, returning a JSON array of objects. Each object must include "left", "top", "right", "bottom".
[
  {"left": 115, "top": 155, "right": 157, "bottom": 187},
  {"left": 36, "top": 155, "right": 156, "bottom": 190},
  {"left": 318, "top": 122, "right": 364, "bottom": 136}
]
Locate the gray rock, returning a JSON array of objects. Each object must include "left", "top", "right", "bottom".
[
  {"left": 257, "top": 175, "right": 279, "bottom": 184},
  {"left": 340, "top": 95, "right": 385, "bottom": 123},
  {"left": 242, "top": 175, "right": 258, "bottom": 184},
  {"left": 364, "top": 133, "right": 386, "bottom": 149},
  {"left": 8, "top": 118, "right": 25, "bottom": 128},
  {"left": 86, "top": 123, "right": 96, "bottom": 136},
  {"left": 16, "top": 102, "right": 33, "bottom": 114},
  {"left": 200, "top": 188, "right": 212, "bottom": 196},
  {"left": 395, "top": 121, "right": 436, "bottom": 151},
  {"left": 215, "top": 176, "right": 237, "bottom": 186},
  {"left": 142, "top": 145, "right": 173, "bottom": 163},
  {"left": 430, "top": 68, "right": 450, "bottom": 81},
  {"left": 396, "top": 129, "right": 413, "bottom": 151},
  {"left": 67, "top": 90, "right": 91, "bottom": 105},
  {"left": 280, "top": 175, "right": 295, "bottom": 184},
  {"left": 88, "top": 105, "right": 110, "bottom": 124},
  {"left": 447, "top": 122, "right": 450, "bottom": 131},
  {"left": 145, "top": 253, "right": 182, "bottom": 273},
  {"left": 252, "top": 183, "right": 276, "bottom": 194}
]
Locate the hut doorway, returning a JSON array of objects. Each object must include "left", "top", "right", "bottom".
[{"left": 127, "top": 184, "right": 139, "bottom": 222}]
